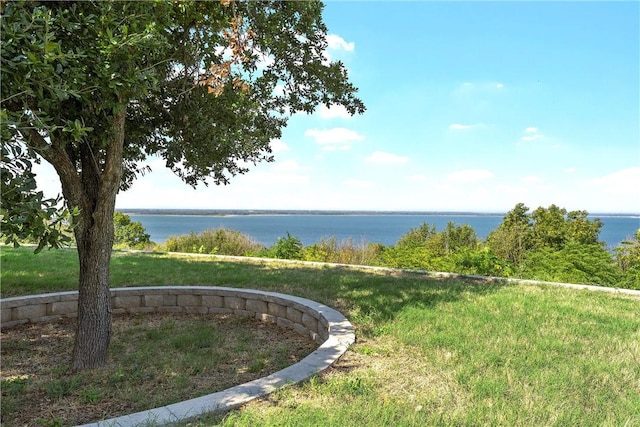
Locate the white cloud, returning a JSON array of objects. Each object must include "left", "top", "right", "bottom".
[
  {"left": 305, "top": 127, "right": 364, "bottom": 150},
  {"left": 519, "top": 127, "right": 544, "bottom": 143},
  {"left": 319, "top": 104, "right": 351, "bottom": 119},
  {"left": 270, "top": 139, "right": 290, "bottom": 152},
  {"left": 521, "top": 134, "right": 544, "bottom": 142},
  {"left": 454, "top": 81, "right": 505, "bottom": 95},
  {"left": 447, "top": 169, "right": 495, "bottom": 183},
  {"left": 449, "top": 123, "right": 472, "bottom": 130},
  {"left": 564, "top": 167, "right": 577, "bottom": 173},
  {"left": 243, "top": 169, "right": 309, "bottom": 186},
  {"left": 589, "top": 167, "right": 640, "bottom": 196},
  {"left": 521, "top": 175, "right": 542, "bottom": 184},
  {"left": 448, "top": 123, "right": 484, "bottom": 130},
  {"left": 364, "top": 151, "right": 409, "bottom": 164},
  {"left": 272, "top": 159, "right": 305, "bottom": 172},
  {"left": 344, "top": 179, "right": 374, "bottom": 189},
  {"left": 323, "top": 34, "right": 355, "bottom": 65},
  {"left": 326, "top": 34, "right": 355, "bottom": 52},
  {"left": 406, "top": 174, "right": 431, "bottom": 183}
]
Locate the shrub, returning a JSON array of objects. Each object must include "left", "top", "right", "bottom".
[
  {"left": 163, "top": 228, "right": 264, "bottom": 256},
  {"left": 270, "top": 233, "right": 304, "bottom": 260},
  {"left": 517, "top": 242, "right": 619, "bottom": 286},
  {"left": 451, "top": 247, "right": 514, "bottom": 277},
  {"left": 113, "top": 212, "right": 152, "bottom": 249},
  {"left": 302, "top": 236, "right": 383, "bottom": 265},
  {"left": 614, "top": 229, "right": 640, "bottom": 290},
  {"left": 377, "top": 246, "right": 448, "bottom": 271}
]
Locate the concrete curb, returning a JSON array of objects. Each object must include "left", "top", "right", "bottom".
[{"left": 191, "top": 252, "right": 640, "bottom": 298}]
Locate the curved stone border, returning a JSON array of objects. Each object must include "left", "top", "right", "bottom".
[{"left": 0, "top": 287, "right": 355, "bottom": 427}]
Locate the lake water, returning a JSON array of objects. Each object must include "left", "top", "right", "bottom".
[{"left": 125, "top": 210, "right": 640, "bottom": 250}]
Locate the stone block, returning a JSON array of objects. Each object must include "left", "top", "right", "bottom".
[
  {"left": 318, "top": 328, "right": 330, "bottom": 341},
  {"left": 276, "top": 317, "right": 294, "bottom": 330},
  {"left": 268, "top": 302, "right": 287, "bottom": 318},
  {"left": 177, "top": 294, "right": 200, "bottom": 307},
  {"left": 293, "top": 323, "right": 309, "bottom": 337},
  {"left": 1, "top": 307, "right": 14, "bottom": 324},
  {"left": 184, "top": 306, "right": 209, "bottom": 314},
  {"left": 256, "top": 313, "right": 276, "bottom": 323},
  {"left": 158, "top": 306, "right": 183, "bottom": 313},
  {"left": 15, "top": 304, "right": 46, "bottom": 321},
  {"left": 234, "top": 309, "right": 254, "bottom": 318},
  {"left": 113, "top": 296, "right": 141, "bottom": 309},
  {"left": 286, "top": 307, "right": 303, "bottom": 324},
  {"left": 1, "top": 319, "right": 28, "bottom": 329},
  {"left": 302, "top": 313, "right": 318, "bottom": 333},
  {"left": 33, "top": 315, "right": 62, "bottom": 324},
  {"left": 163, "top": 295, "right": 177, "bottom": 306},
  {"left": 202, "top": 295, "right": 224, "bottom": 308},
  {"left": 209, "top": 307, "right": 233, "bottom": 315},
  {"left": 143, "top": 294, "right": 164, "bottom": 308},
  {"left": 129, "top": 307, "right": 156, "bottom": 314},
  {"left": 224, "top": 297, "right": 246, "bottom": 311},
  {"left": 48, "top": 301, "right": 77, "bottom": 316},
  {"left": 246, "top": 299, "right": 268, "bottom": 315},
  {"left": 318, "top": 316, "right": 329, "bottom": 330},
  {"left": 57, "top": 293, "right": 79, "bottom": 302}
]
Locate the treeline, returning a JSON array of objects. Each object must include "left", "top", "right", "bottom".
[{"left": 114, "top": 204, "right": 640, "bottom": 290}]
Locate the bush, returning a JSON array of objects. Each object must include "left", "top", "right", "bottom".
[
  {"left": 614, "top": 229, "right": 640, "bottom": 290},
  {"left": 517, "top": 242, "right": 619, "bottom": 286},
  {"left": 377, "top": 246, "right": 452, "bottom": 271},
  {"left": 113, "top": 212, "right": 151, "bottom": 249},
  {"left": 302, "top": 236, "right": 383, "bottom": 265},
  {"left": 163, "top": 228, "right": 264, "bottom": 256},
  {"left": 450, "top": 247, "right": 514, "bottom": 277},
  {"left": 269, "top": 233, "right": 304, "bottom": 260}
]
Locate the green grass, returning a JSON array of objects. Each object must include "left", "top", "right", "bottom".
[{"left": 2, "top": 246, "right": 640, "bottom": 426}]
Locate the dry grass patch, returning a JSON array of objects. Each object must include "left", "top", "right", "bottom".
[{"left": 1, "top": 313, "right": 317, "bottom": 426}]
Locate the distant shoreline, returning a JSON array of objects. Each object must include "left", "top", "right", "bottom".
[{"left": 118, "top": 208, "right": 640, "bottom": 219}]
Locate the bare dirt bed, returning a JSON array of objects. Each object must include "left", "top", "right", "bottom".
[{"left": 1, "top": 313, "right": 317, "bottom": 426}]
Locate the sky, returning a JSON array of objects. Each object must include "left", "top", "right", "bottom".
[{"left": 35, "top": 1, "right": 640, "bottom": 213}]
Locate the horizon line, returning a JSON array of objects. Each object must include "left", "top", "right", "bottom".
[{"left": 117, "top": 208, "right": 640, "bottom": 217}]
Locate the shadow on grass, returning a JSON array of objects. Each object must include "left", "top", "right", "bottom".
[
  {"left": 110, "top": 253, "right": 508, "bottom": 338},
  {"left": 2, "top": 248, "right": 507, "bottom": 336}
]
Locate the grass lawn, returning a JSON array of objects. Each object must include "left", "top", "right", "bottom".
[{"left": 2, "top": 246, "right": 640, "bottom": 426}]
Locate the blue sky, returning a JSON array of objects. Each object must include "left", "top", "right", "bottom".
[{"left": 36, "top": 1, "right": 639, "bottom": 213}]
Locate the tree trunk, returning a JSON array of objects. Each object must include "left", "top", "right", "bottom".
[
  {"left": 71, "top": 204, "right": 115, "bottom": 371},
  {"left": 68, "top": 106, "right": 126, "bottom": 372}
]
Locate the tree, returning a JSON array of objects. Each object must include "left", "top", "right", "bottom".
[
  {"left": 1, "top": 0, "right": 364, "bottom": 371},
  {"left": 488, "top": 203, "right": 605, "bottom": 264},
  {"left": 487, "top": 202, "right": 532, "bottom": 264},
  {"left": 396, "top": 222, "right": 438, "bottom": 249},
  {"left": 530, "top": 204, "right": 603, "bottom": 250},
  {"left": 113, "top": 212, "right": 151, "bottom": 249}
]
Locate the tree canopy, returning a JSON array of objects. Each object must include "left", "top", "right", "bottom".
[
  {"left": 2, "top": 0, "right": 365, "bottom": 196},
  {"left": 1, "top": 0, "right": 365, "bottom": 370}
]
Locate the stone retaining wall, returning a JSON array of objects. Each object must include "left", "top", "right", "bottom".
[
  {"left": 1, "top": 287, "right": 355, "bottom": 426},
  {"left": 0, "top": 287, "right": 354, "bottom": 347}
]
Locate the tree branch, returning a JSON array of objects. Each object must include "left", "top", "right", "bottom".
[{"left": 27, "top": 128, "right": 84, "bottom": 211}]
